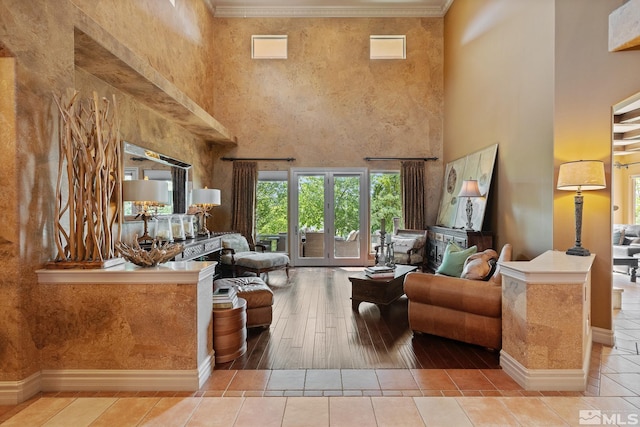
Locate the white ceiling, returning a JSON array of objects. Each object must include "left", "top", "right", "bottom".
[{"left": 211, "top": 0, "right": 454, "bottom": 18}]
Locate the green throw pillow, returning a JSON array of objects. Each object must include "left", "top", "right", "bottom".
[{"left": 436, "top": 243, "right": 478, "bottom": 277}]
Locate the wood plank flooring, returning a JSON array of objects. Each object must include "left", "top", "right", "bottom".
[{"left": 215, "top": 267, "right": 500, "bottom": 370}]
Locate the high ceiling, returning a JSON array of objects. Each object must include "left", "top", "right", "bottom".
[{"left": 211, "top": 0, "right": 454, "bottom": 17}]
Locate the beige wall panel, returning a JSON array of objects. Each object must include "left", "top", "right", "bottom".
[
  {"left": 211, "top": 17, "right": 444, "bottom": 229},
  {"left": 0, "top": 0, "right": 77, "bottom": 382},
  {"left": 444, "top": 0, "right": 555, "bottom": 259},
  {"left": 71, "top": 0, "right": 217, "bottom": 116}
]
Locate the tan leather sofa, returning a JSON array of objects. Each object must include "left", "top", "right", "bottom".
[{"left": 403, "top": 244, "right": 512, "bottom": 350}]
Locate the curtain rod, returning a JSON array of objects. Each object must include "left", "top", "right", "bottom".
[
  {"left": 364, "top": 156, "right": 438, "bottom": 161},
  {"left": 615, "top": 161, "right": 640, "bottom": 169},
  {"left": 221, "top": 157, "right": 296, "bottom": 162}
]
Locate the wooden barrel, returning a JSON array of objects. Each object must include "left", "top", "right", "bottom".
[{"left": 213, "top": 298, "right": 247, "bottom": 363}]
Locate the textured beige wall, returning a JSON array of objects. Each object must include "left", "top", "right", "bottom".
[
  {"left": 553, "top": 0, "right": 640, "bottom": 330},
  {"left": 211, "top": 17, "right": 444, "bottom": 228},
  {"left": 72, "top": 0, "right": 217, "bottom": 116},
  {"left": 0, "top": 0, "right": 76, "bottom": 383},
  {"left": 0, "top": 0, "right": 218, "bottom": 383},
  {"left": 444, "top": 0, "right": 555, "bottom": 259}
]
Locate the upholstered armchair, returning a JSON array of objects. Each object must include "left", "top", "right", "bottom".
[
  {"left": 390, "top": 229, "right": 427, "bottom": 267},
  {"left": 334, "top": 230, "right": 360, "bottom": 257},
  {"left": 219, "top": 234, "right": 290, "bottom": 283}
]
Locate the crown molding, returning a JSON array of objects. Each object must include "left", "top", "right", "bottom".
[{"left": 213, "top": 5, "right": 450, "bottom": 18}]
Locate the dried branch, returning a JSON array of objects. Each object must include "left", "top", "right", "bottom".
[
  {"left": 115, "top": 238, "right": 184, "bottom": 267},
  {"left": 52, "top": 90, "right": 122, "bottom": 263}
]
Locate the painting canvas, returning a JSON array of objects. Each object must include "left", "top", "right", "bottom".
[
  {"left": 436, "top": 144, "right": 498, "bottom": 230},
  {"left": 435, "top": 156, "right": 467, "bottom": 228}
]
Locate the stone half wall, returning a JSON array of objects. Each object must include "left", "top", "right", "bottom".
[{"left": 37, "top": 281, "right": 199, "bottom": 371}]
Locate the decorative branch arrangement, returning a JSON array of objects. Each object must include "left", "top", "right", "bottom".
[
  {"left": 115, "top": 238, "right": 184, "bottom": 267},
  {"left": 52, "top": 90, "right": 123, "bottom": 266}
]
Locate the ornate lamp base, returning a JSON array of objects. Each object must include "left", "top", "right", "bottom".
[
  {"left": 566, "top": 246, "right": 590, "bottom": 256},
  {"left": 566, "top": 193, "right": 591, "bottom": 257},
  {"left": 465, "top": 197, "right": 475, "bottom": 230}
]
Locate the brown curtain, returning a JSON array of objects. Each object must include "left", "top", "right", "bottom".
[
  {"left": 171, "top": 166, "right": 187, "bottom": 214},
  {"left": 231, "top": 161, "right": 258, "bottom": 247},
  {"left": 401, "top": 161, "right": 426, "bottom": 230}
]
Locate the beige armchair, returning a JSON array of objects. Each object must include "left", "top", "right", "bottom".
[
  {"left": 220, "top": 234, "right": 290, "bottom": 282},
  {"left": 390, "top": 229, "right": 427, "bottom": 266},
  {"left": 334, "top": 230, "right": 360, "bottom": 257}
]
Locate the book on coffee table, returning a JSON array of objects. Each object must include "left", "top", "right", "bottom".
[{"left": 364, "top": 266, "right": 396, "bottom": 278}]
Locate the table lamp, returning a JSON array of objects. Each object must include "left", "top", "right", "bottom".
[
  {"left": 458, "top": 179, "right": 483, "bottom": 230},
  {"left": 123, "top": 178, "right": 169, "bottom": 243},
  {"left": 557, "top": 160, "right": 606, "bottom": 256},
  {"left": 191, "top": 187, "right": 221, "bottom": 236}
]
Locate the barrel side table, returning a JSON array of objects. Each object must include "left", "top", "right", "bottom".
[{"left": 212, "top": 298, "right": 247, "bottom": 363}]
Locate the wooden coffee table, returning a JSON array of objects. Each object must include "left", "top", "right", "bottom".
[{"left": 349, "top": 265, "right": 418, "bottom": 312}]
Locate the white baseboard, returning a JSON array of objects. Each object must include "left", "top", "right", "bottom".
[
  {"left": 198, "top": 353, "right": 215, "bottom": 389},
  {"left": 592, "top": 326, "right": 615, "bottom": 346},
  {"left": 0, "top": 371, "right": 42, "bottom": 405},
  {"left": 0, "top": 356, "right": 215, "bottom": 404},
  {"left": 500, "top": 334, "right": 592, "bottom": 391}
]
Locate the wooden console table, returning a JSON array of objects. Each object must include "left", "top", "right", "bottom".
[{"left": 426, "top": 226, "right": 493, "bottom": 271}]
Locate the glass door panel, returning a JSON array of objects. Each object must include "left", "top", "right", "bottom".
[
  {"left": 298, "top": 174, "right": 325, "bottom": 259},
  {"left": 291, "top": 168, "right": 367, "bottom": 266},
  {"left": 334, "top": 175, "right": 361, "bottom": 259}
]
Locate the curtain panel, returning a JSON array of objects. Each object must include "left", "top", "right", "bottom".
[
  {"left": 401, "top": 161, "right": 426, "bottom": 230},
  {"left": 231, "top": 161, "right": 258, "bottom": 247},
  {"left": 171, "top": 167, "right": 187, "bottom": 214}
]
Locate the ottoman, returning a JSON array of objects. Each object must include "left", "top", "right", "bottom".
[{"left": 214, "top": 277, "right": 274, "bottom": 328}]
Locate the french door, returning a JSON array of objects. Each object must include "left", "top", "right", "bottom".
[{"left": 290, "top": 168, "right": 368, "bottom": 266}]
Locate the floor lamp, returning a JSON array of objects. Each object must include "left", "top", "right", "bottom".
[
  {"left": 557, "top": 160, "right": 606, "bottom": 256},
  {"left": 191, "top": 187, "right": 221, "bottom": 237},
  {"left": 123, "top": 179, "right": 169, "bottom": 243},
  {"left": 458, "top": 179, "right": 483, "bottom": 231}
]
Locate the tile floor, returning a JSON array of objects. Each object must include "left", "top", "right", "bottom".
[{"left": 1, "top": 274, "right": 638, "bottom": 426}]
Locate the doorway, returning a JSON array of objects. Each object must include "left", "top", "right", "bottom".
[
  {"left": 612, "top": 91, "right": 640, "bottom": 354},
  {"left": 290, "top": 168, "right": 368, "bottom": 266}
]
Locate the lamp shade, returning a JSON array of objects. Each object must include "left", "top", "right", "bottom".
[
  {"left": 123, "top": 179, "right": 168, "bottom": 203},
  {"left": 458, "top": 179, "right": 482, "bottom": 197},
  {"left": 557, "top": 160, "right": 606, "bottom": 191},
  {"left": 192, "top": 188, "right": 221, "bottom": 206}
]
